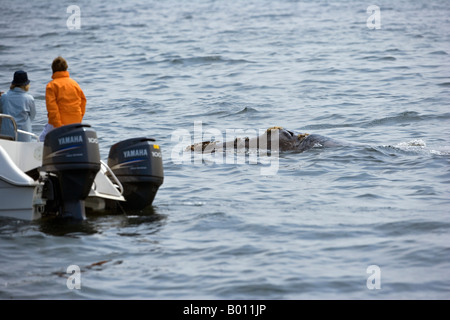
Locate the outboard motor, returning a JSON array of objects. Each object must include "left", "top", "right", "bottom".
[
  {"left": 107, "top": 137, "right": 164, "bottom": 211},
  {"left": 40, "top": 124, "right": 100, "bottom": 219}
]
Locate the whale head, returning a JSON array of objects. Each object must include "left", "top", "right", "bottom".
[{"left": 265, "top": 127, "right": 309, "bottom": 151}]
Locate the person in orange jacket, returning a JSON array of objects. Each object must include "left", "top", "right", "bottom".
[{"left": 41, "top": 56, "right": 86, "bottom": 140}]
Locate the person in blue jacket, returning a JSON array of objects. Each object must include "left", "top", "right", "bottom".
[{"left": 0, "top": 70, "right": 36, "bottom": 141}]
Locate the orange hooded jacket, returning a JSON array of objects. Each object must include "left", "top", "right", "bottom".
[{"left": 45, "top": 71, "right": 86, "bottom": 128}]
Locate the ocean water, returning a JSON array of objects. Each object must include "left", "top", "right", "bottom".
[{"left": 0, "top": 0, "right": 449, "bottom": 300}]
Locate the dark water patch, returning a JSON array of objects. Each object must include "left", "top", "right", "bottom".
[
  {"left": 0, "top": 63, "right": 26, "bottom": 69},
  {"left": 52, "top": 259, "right": 124, "bottom": 278},
  {"left": 118, "top": 212, "right": 167, "bottom": 232},
  {"left": 355, "top": 193, "right": 386, "bottom": 199},
  {"left": 429, "top": 50, "right": 448, "bottom": 55},
  {"left": 407, "top": 185, "right": 437, "bottom": 196},
  {"left": 168, "top": 55, "right": 253, "bottom": 67},
  {"left": 377, "top": 66, "right": 412, "bottom": 74},
  {"left": 374, "top": 220, "right": 450, "bottom": 237},
  {"left": 379, "top": 56, "right": 397, "bottom": 61},
  {"left": 250, "top": 13, "right": 295, "bottom": 20},
  {"left": 302, "top": 122, "right": 356, "bottom": 130},
  {"left": 225, "top": 106, "right": 260, "bottom": 116},
  {"left": 0, "top": 218, "right": 35, "bottom": 236},
  {"left": 155, "top": 74, "right": 192, "bottom": 81},
  {"left": 390, "top": 247, "right": 450, "bottom": 268},
  {"left": 360, "top": 55, "right": 397, "bottom": 61},
  {"left": 38, "top": 32, "right": 60, "bottom": 38},
  {"left": 0, "top": 45, "right": 11, "bottom": 52},
  {"left": 116, "top": 23, "right": 148, "bottom": 29},
  {"left": 385, "top": 48, "right": 403, "bottom": 53},
  {"left": 418, "top": 64, "right": 441, "bottom": 69},
  {"left": 364, "top": 111, "right": 424, "bottom": 127},
  {"left": 302, "top": 68, "right": 346, "bottom": 75},
  {"left": 2, "top": 34, "right": 33, "bottom": 39},
  {"left": 35, "top": 218, "right": 98, "bottom": 237}
]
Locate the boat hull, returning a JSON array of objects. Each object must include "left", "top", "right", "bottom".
[
  {"left": 0, "top": 178, "right": 39, "bottom": 220},
  {"left": 0, "top": 117, "right": 163, "bottom": 221}
]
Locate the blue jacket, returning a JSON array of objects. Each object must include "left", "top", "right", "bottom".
[{"left": 0, "top": 87, "right": 36, "bottom": 141}]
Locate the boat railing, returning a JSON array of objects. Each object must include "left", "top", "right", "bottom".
[
  {"left": 100, "top": 160, "right": 124, "bottom": 195},
  {"left": 17, "top": 129, "right": 40, "bottom": 142},
  {"left": 0, "top": 114, "right": 39, "bottom": 142},
  {"left": 0, "top": 114, "right": 18, "bottom": 141}
]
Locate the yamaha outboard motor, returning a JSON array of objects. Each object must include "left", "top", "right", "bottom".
[
  {"left": 107, "top": 137, "right": 164, "bottom": 211},
  {"left": 40, "top": 124, "right": 101, "bottom": 219}
]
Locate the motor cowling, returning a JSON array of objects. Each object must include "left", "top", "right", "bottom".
[
  {"left": 40, "top": 123, "right": 101, "bottom": 219},
  {"left": 107, "top": 137, "right": 164, "bottom": 211}
]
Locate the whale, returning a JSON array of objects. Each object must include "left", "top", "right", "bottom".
[{"left": 188, "top": 127, "right": 346, "bottom": 154}]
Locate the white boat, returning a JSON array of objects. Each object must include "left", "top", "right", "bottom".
[{"left": 0, "top": 114, "right": 164, "bottom": 220}]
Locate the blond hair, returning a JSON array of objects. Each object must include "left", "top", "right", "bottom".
[{"left": 10, "top": 84, "right": 30, "bottom": 91}]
